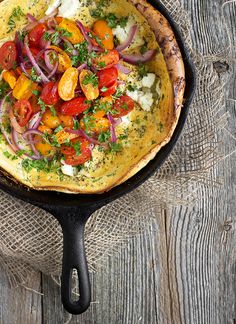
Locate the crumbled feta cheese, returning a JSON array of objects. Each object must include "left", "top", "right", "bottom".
[
  {"left": 61, "top": 161, "right": 78, "bottom": 177},
  {"left": 141, "top": 73, "right": 156, "bottom": 88},
  {"left": 121, "top": 114, "right": 131, "bottom": 125},
  {"left": 46, "top": 0, "right": 82, "bottom": 18},
  {"left": 113, "top": 18, "right": 144, "bottom": 49},
  {"left": 137, "top": 91, "right": 154, "bottom": 111},
  {"left": 46, "top": 0, "right": 61, "bottom": 15},
  {"left": 126, "top": 90, "right": 140, "bottom": 102}
]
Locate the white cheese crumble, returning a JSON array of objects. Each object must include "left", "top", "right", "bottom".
[
  {"left": 141, "top": 73, "right": 156, "bottom": 88},
  {"left": 46, "top": 0, "right": 82, "bottom": 18},
  {"left": 113, "top": 18, "right": 144, "bottom": 49},
  {"left": 126, "top": 90, "right": 139, "bottom": 102},
  {"left": 137, "top": 91, "right": 154, "bottom": 112},
  {"left": 61, "top": 161, "right": 78, "bottom": 177}
]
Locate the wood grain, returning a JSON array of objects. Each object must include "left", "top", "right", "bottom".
[{"left": 0, "top": 0, "right": 235, "bottom": 323}]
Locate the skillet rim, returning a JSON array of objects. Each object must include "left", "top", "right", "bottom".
[{"left": 0, "top": 0, "right": 196, "bottom": 208}]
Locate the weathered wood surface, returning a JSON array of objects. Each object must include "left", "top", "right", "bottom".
[{"left": 0, "top": 0, "right": 235, "bottom": 323}]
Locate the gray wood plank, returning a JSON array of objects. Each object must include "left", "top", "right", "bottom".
[{"left": 0, "top": 267, "right": 42, "bottom": 324}]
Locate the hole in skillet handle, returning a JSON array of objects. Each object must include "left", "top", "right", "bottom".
[{"left": 43, "top": 205, "right": 99, "bottom": 315}]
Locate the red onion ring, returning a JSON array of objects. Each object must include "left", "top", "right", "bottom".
[
  {"left": 61, "top": 37, "right": 78, "bottom": 56},
  {"left": 27, "top": 13, "right": 38, "bottom": 23},
  {"left": 39, "top": 8, "right": 58, "bottom": 23},
  {"left": 47, "top": 18, "right": 58, "bottom": 29},
  {"left": 9, "top": 108, "right": 25, "bottom": 134},
  {"left": 76, "top": 21, "right": 93, "bottom": 53},
  {"left": 115, "top": 63, "right": 131, "bottom": 74},
  {"left": 28, "top": 112, "right": 42, "bottom": 129},
  {"left": 12, "top": 129, "right": 42, "bottom": 160},
  {"left": 67, "top": 129, "right": 100, "bottom": 145},
  {"left": 116, "top": 25, "right": 138, "bottom": 52},
  {"left": 24, "top": 36, "right": 50, "bottom": 83},
  {"left": 77, "top": 63, "right": 87, "bottom": 71},
  {"left": 120, "top": 49, "right": 157, "bottom": 65},
  {"left": 107, "top": 113, "right": 117, "bottom": 142}
]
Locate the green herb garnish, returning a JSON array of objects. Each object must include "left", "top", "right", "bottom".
[{"left": 8, "top": 6, "right": 25, "bottom": 32}]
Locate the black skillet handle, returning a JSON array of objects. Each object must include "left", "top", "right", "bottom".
[{"left": 44, "top": 206, "right": 96, "bottom": 315}]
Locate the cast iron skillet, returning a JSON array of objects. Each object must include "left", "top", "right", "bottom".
[{"left": 0, "top": 0, "right": 196, "bottom": 315}]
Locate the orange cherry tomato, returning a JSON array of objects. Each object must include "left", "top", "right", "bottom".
[
  {"left": 79, "top": 69, "right": 99, "bottom": 101},
  {"left": 59, "top": 19, "right": 84, "bottom": 44},
  {"left": 62, "top": 138, "right": 92, "bottom": 166},
  {"left": 112, "top": 95, "right": 135, "bottom": 118},
  {"left": 58, "top": 67, "right": 79, "bottom": 101},
  {"left": 2, "top": 70, "right": 17, "bottom": 89},
  {"left": 58, "top": 113, "right": 74, "bottom": 128},
  {"left": 80, "top": 113, "right": 110, "bottom": 133},
  {"left": 40, "top": 81, "right": 60, "bottom": 105},
  {"left": 49, "top": 45, "right": 72, "bottom": 73},
  {"left": 13, "top": 74, "right": 37, "bottom": 100},
  {"left": 35, "top": 139, "right": 55, "bottom": 156},
  {"left": 41, "top": 109, "right": 61, "bottom": 129},
  {"left": 93, "top": 50, "right": 120, "bottom": 70},
  {"left": 38, "top": 125, "right": 53, "bottom": 134},
  {"left": 28, "top": 23, "right": 47, "bottom": 48},
  {"left": 0, "top": 41, "right": 17, "bottom": 70},
  {"left": 93, "top": 20, "right": 114, "bottom": 50},
  {"left": 61, "top": 97, "right": 90, "bottom": 116},
  {"left": 13, "top": 99, "right": 33, "bottom": 127}
]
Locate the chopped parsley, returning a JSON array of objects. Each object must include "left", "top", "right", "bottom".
[
  {"left": 74, "top": 41, "right": 89, "bottom": 63},
  {"left": 21, "top": 157, "right": 61, "bottom": 174},
  {"left": 32, "top": 89, "right": 40, "bottom": 96},
  {"left": 127, "top": 84, "right": 138, "bottom": 92},
  {"left": 37, "top": 98, "right": 47, "bottom": 112},
  {"left": 100, "top": 86, "right": 108, "bottom": 93},
  {"left": 138, "top": 63, "right": 148, "bottom": 77},
  {"left": 71, "top": 55, "right": 80, "bottom": 67},
  {"left": 98, "top": 131, "right": 111, "bottom": 143},
  {"left": 112, "top": 87, "right": 123, "bottom": 99},
  {"left": 90, "top": 7, "right": 128, "bottom": 29},
  {"left": 0, "top": 80, "right": 10, "bottom": 99},
  {"left": 97, "top": 61, "right": 106, "bottom": 68},
  {"left": 30, "top": 68, "right": 41, "bottom": 82},
  {"left": 7, "top": 6, "right": 25, "bottom": 33},
  {"left": 3, "top": 151, "right": 18, "bottom": 160},
  {"left": 82, "top": 73, "right": 98, "bottom": 87},
  {"left": 73, "top": 119, "right": 79, "bottom": 130},
  {"left": 140, "top": 42, "right": 148, "bottom": 55},
  {"left": 73, "top": 142, "right": 81, "bottom": 156},
  {"left": 109, "top": 142, "right": 122, "bottom": 152},
  {"left": 49, "top": 106, "right": 57, "bottom": 117}
]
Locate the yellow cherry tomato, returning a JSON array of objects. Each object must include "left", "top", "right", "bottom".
[
  {"left": 38, "top": 125, "right": 53, "bottom": 134},
  {"left": 79, "top": 69, "right": 99, "bottom": 101},
  {"left": 35, "top": 139, "right": 56, "bottom": 156},
  {"left": 49, "top": 45, "right": 72, "bottom": 73},
  {"left": 13, "top": 74, "right": 37, "bottom": 100},
  {"left": 59, "top": 19, "right": 84, "bottom": 44},
  {"left": 80, "top": 113, "right": 110, "bottom": 133},
  {"left": 58, "top": 67, "right": 79, "bottom": 101},
  {"left": 58, "top": 113, "right": 74, "bottom": 128},
  {"left": 42, "top": 109, "right": 61, "bottom": 129},
  {"left": 93, "top": 20, "right": 114, "bottom": 50},
  {"left": 2, "top": 70, "right": 17, "bottom": 89}
]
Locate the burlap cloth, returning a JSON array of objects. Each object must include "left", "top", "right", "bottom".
[{"left": 0, "top": 0, "right": 234, "bottom": 287}]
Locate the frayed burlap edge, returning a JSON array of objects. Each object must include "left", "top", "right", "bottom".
[{"left": 0, "top": 0, "right": 235, "bottom": 288}]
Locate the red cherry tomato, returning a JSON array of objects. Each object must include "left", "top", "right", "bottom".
[
  {"left": 62, "top": 138, "right": 92, "bottom": 166},
  {"left": 13, "top": 99, "right": 33, "bottom": 127},
  {"left": 40, "top": 82, "right": 60, "bottom": 105},
  {"left": 28, "top": 23, "right": 47, "bottom": 48},
  {"left": 98, "top": 67, "right": 118, "bottom": 89},
  {"left": 0, "top": 41, "right": 17, "bottom": 70},
  {"left": 93, "top": 50, "right": 120, "bottom": 70},
  {"left": 100, "top": 80, "right": 117, "bottom": 97},
  {"left": 112, "top": 95, "right": 135, "bottom": 118},
  {"left": 61, "top": 97, "right": 90, "bottom": 116}
]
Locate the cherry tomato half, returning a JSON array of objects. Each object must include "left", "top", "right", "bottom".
[
  {"left": 14, "top": 99, "right": 33, "bottom": 127},
  {"left": 0, "top": 41, "right": 17, "bottom": 70},
  {"left": 98, "top": 67, "right": 118, "bottom": 89},
  {"left": 100, "top": 80, "right": 118, "bottom": 97},
  {"left": 28, "top": 23, "right": 47, "bottom": 48},
  {"left": 40, "top": 81, "right": 60, "bottom": 105},
  {"left": 61, "top": 97, "right": 90, "bottom": 116},
  {"left": 93, "top": 50, "right": 120, "bottom": 70},
  {"left": 111, "top": 95, "right": 135, "bottom": 118},
  {"left": 62, "top": 138, "right": 92, "bottom": 166}
]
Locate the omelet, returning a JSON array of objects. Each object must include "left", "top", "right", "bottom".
[{"left": 0, "top": 0, "right": 185, "bottom": 193}]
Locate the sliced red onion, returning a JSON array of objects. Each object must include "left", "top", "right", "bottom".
[
  {"left": 92, "top": 46, "right": 104, "bottom": 52},
  {"left": 77, "top": 63, "right": 87, "bottom": 71},
  {"left": 76, "top": 21, "right": 92, "bottom": 53},
  {"left": 107, "top": 113, "right": 117, "bottom": 142},
  {"left": 27, "top": 13, "right": 38, "bottom": 23},
  {"left": 9, "top": 108, "right": 25, "bottom": 134},
  {"left": 47, "top": 18, "right": 58, "bottom": 29},
  {"left": 61, "top": 37, "right": 78, "bottom": 56},
  {"left": 48, "top": 60, "right": 59, "bottom": 79},
  {"left": 117, "top": 80, "right": 126, "bottom": 85},
  {"left": 114, "top": 117, "right": 122, "bottom": 127},
  {"left": 12, "top": 129, "right": 42, "bottom": 160},
  {"left": 116, "top": 63, "right": 131, "bottom": 74},
  {"left": 24, "top": 21, "right": 38, "bottom": 32},
  {"left": 39, "top": 30, "right": 55, "bottom": 49},
  {"left": 24, "top": 36, "right": 50, "bottom": 83},
  {"left": 116, "top": 25, "right": 138, "bottom": 52},
  {"left": 89, "top": 143, "right": 95, "bottom": 150},
  {"left": 28, "top": 112, "right": 42, "bottom": 129},
  {"left": 42, "top": 48, "right": 58, "bottom": 71},
  {"left": 15, "top": 32, "right": 24, "bottom": 65},
  {"left": 67, "top": 129, "right": 100, "bottom": 145},
  {"left": 23, "top": 129, "right": 43, "bottom": 138},
  {"left": 20, "top": 62, "right": 31, "bottom": 78},
  {"left": 120, "top": 49, "right": 157, "bottom": 65},
  {"left": 39, "top": 8, "right": 58, "bottom": 23}
]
